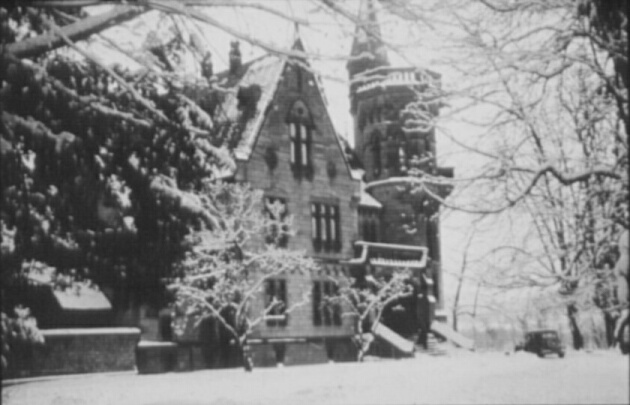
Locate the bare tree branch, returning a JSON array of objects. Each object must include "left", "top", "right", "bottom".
[{"left": 3, "top": 6, "right": 145, "bottom": 59}]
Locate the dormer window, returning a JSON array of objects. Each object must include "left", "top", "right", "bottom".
[{"left": 287, "top": 100, "right": 313, "bottom": 179}]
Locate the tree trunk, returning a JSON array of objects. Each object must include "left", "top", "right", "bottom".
[
  {"left": 452, "top": 233, "right": 473, "bottom": 333},
  {"left": 239, "top": 338, "right": 253, "bottom": 372},
  {"left": 567, "top": 304, "right": 584, "bottom": 350},
  {"left": 604, "top": 310, "right": 617, "bottom": 347}
]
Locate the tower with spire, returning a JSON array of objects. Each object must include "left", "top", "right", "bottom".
[{"left": 346, "top": 0, "right": 454, "bottom": 342}]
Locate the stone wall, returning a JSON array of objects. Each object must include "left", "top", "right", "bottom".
[
  {"left": 249, "top": 338, "right": 356, "bottom": 368},
  {"left": 5, "top": 327, "right": 140, "bottom": 379}
]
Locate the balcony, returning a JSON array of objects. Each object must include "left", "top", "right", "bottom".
[
  {"left": 345, "top": 241, "right": 428, "bottom": 270},
  {"left": 355, "top": 67, "right": 440, "bottom": 95}
]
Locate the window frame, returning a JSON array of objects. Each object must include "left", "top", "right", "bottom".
[
  {"left": 311, "top": 202, "right": 341, "bottom": 253},
  {"left": 360, "top": 207, "right": 379, "bottom": 242},
  {"left": 265, "top": 278, "right": 288, "bottom": 327},
  {"left": 312, "top": 280, "right": 342, "bottom": 327},
  {"left": 372, "top": 134, "right": 382, "bottom": 178},
  {"left": 287, "top": 101, "right": 313, "bottom": 179}
]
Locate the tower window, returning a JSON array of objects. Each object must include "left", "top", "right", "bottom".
[
  {"left": 360, "top": 208, "right": 379, "bottom": 242},
  {"left": 371, "top": 133, "right": 382, "bottom": 178},
  {"left": 399, "top": 146, "right": 408, "bottom": 173},
  {"left": 387, "top": 139, "right": 398, "bottom": 173}
]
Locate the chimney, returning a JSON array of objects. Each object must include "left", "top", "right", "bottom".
[{"left": 229, "top": 41, "right": 241, "bottom": 75}]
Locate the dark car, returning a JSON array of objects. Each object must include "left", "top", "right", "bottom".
[{"left": 516, "top": 329, "right": 565, "bottom": 358}]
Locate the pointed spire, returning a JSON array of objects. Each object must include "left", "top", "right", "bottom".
[
  {"left": 292, "top": 22, "right": 305, "bottom": 51},
  {"left": 291, "top": 22, "right": 308, "bottom": 63},
  {"left": 347, "top": 0, "right": 389, "bottom": 78}
]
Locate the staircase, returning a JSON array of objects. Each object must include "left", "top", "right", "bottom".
[
  {"left": 415, "top": 333, "right": 447, "bottom": 357},
  {"left": 431, "top": 321, "right": 475, "bottom": 351},
  {"left": 366, "top": 322, "right": 415, "bottom": 358}
]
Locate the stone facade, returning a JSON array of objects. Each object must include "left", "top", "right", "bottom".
[
  {"left": 234, "top": 52, "right": 359, "bottom": 342},
  {"left": 227, "top": 0, "right": 452, "bottom": 346},
  {"left": 343, "top": 0, "right": 452, "bottom": 336}
]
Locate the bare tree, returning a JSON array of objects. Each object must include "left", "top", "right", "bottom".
[
  {"left": 331, "top": 270, "right": 413, "bottom": 361},
  {"left": 168, "top": 182, "right": 317, "bottom": 371},
  {"left": 379, "top": 0, "right": 628, "bottom": 349}
]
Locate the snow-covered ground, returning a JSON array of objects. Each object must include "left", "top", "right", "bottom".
[{"left": 3, "top": 349, "right": 628, "bottom": 405}]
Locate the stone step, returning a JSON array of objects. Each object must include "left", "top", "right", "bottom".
[{"left": 415, "top": 333, "right": 447, "bottom": 356}]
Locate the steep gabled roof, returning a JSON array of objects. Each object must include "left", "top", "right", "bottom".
[
  {"left": 212, "top": 38, "right": 358, "bottom": 184},
  {"left": 213, "top": 55, "right": 286, "bottom": 161}
]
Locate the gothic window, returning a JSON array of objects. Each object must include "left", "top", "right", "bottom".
[
  {"left": 311, "top": 202, "right": 341, "bottom": 253},
  {"left": 386, "top": 129, "right": 407, "bottom": 175},
  {"left": 387, "top": 136, "right": 398, "bottom": 173},
  {"left": 265, "top": 278, "right": 288, "bottom": 327},
  {"left": 264, "top": 197, "right": 289, "bottom": 247},
  {"left": 312, "top": 280, "right": 342, "bottom": 326},
  {"left": 287, "top": 100, "right": 313, "bottom": 178},
  {"left": 371, "top": 132, "right": 382, "bottom": 178},
  {"left": 399, "top": 145, "right": 408, "bottom": 173}
]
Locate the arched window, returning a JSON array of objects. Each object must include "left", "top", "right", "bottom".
[
  {"left": 386, "top": 135, "right": 398, "bottom": 173},
  {"left": 371, "top": 132, "right": 382, "bottom": 178},
  {"left": 386, "top": 128, "right": 407, "bottom": 175},
  {"left": 399, "top": 145, "right": 408, "bottom": 173},
  {"left": 287, "top": 100, "right": 313, "bottom": 178}
]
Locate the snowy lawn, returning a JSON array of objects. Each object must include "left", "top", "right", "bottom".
[{"left": 2, "top": 349, "right": 628, "bottom": 405}]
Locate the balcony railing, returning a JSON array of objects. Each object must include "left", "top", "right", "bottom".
[
  {"left": 345, "top": 241, "right": 428, "bottom": 269},
  {"left": 356, "top": 69, "right": 439, "bottom": 94}
]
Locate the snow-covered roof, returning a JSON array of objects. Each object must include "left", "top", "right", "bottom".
[
  {"left": 53, "top": 287, "right": 112, "bottom": 311},
  {"left": 26, "top": 267, "right": 112, "bottom": 311},
  {"left": 213, "top": 55, "right": 286, "bottom": 161},
  {"left": 214, "top": 52, "right": 357, "bottom": 185},
  {"left": 366, "top": 176, "right": 453, "bottom": 201},
  {"left": 370, "top": 258, "right": 425, "bottom": 269},
  {"left": 359, "top": 179, "right": 382, "bottom": 209},
  {"left": 360, "top": 190, "right": 382, "bottom": 209},
  {"left": 351, "top": 169, "right": 365, "bottom": 181},
  {"left": 355, "top": 67, "right": 440, "bottom": 94}
]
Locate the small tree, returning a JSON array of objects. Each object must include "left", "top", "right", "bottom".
[
  {"left": 168, "top": 182, "right": 317, "bottom": 371},
  {"left": 332, "top": 269, "right": 414, "bottom": 361}
]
